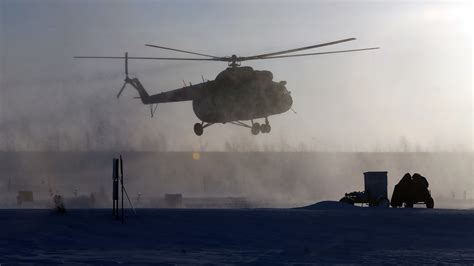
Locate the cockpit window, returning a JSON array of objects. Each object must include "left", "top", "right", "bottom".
[{"left": 279, "top": 84, "right": 289, "bottom": 94}]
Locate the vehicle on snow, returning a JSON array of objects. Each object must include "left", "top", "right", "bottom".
[{"left": 391, "top": 173, "right": 434, "bottom": 208}]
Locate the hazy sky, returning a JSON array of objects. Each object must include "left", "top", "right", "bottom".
[{"left": 0, "top": 0, "right": 472, "bottom": 151}]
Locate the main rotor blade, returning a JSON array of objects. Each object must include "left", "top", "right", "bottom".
[
  {"left": 241, "top": 38, "right": 356, "bottom": 61},
  {"left": 145, "top": 44, "right": 220, "bottom": 58},
  {"left": 252, "top": 47, "right": 379, "bottom": 60},
  {"left": 74, "top": 56, "right": 222, "bottom": 61}
]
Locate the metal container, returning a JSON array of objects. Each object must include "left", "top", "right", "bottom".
[{"left": 364, "top": 171, "right": 388, "bottom": 202}]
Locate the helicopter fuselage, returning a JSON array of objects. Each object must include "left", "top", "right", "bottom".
[
  {"left": 193, "top": 80, "right": 292, "bottom": 123},
  {"left": 142, "top": 66, "right": 293, "bottom": 123},
  {"left": 192, "top": 81, "right": 292, "bottom": 123}
]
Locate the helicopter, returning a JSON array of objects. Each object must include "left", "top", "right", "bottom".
[{"left": 75, "top": 38, "right": 378, "bottom": 136}]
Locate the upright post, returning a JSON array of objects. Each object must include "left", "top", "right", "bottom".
[
  {"left": 120, "top": 155, "right": 124, "bottom": 224},
  {"left": 112, "top": 158, "right": 119, "bottom": 218}
]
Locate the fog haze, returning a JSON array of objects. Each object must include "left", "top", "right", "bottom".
[{"left": 0, "top": 0, "right": 472, "bottom": 151}]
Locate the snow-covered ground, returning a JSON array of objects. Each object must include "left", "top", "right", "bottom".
[{"left": 1, "top": 202, "right": 473, "bottom": 264}]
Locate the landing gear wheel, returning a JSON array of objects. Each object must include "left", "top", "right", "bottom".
[
  {"left": 425, "top": 197, "right": 434, "bottom": 208},
  {"left": 251, "top": 123, "right": 261, "bottom": 135},
  {"left": 194, "top": 123, "right": 203, "bottom": 136},
  {"left": 261, "top": 124, "right": 271, "bottom": 133}
]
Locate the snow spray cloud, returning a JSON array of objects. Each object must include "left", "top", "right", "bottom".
[
  {"left": 1, "top": 0, "right": 472, "bottom": 152},
  {"left": 0, "top": 1, "right": 472, "bottom": 208}
]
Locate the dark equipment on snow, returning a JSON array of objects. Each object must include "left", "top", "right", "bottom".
[
  {"left": 164, "top": 194, "right": 183, "bottom": 208},
  {"left": 340, "top": 171, "right": 390, "bottom": 207},
  {"left": 391, "top": 173, "right": 434, "bottom": 208},
  {"left": 16, "top": 190, "right": 34, "bottom": 205},
  {"left": 53, "top": 194, "right": 66, "bottom": 213},
  {"left": 75, "top": 38, "right": 378, "bottom": 135}
]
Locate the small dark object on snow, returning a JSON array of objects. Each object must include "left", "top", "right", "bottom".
[
  {"left": 17, "top": 190, "right": 34, "bottom": 205},
  {"left": 53, "top": 195, "right": 66, "bottom": 213},
  {"left": 340, "top": 191, "right": 369, "bottom": 205},
  {"left": 164, "top": 194, "right": 183, "bottom": 208},
  {"left": 391, "top": 173, "right": 434, "bottom": 208}
]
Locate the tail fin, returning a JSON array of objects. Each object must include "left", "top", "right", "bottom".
[
  {"left": 128, "top": 78, "right": 151, "bottom": 104},
  {"left": 116, "top": 52, "right": 151, "bottom": 104}
]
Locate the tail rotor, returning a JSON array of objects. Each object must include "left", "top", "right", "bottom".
[{"left": 116, "top": 52, "right": 129, "bottom": 98}]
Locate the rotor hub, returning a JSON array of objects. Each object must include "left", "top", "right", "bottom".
[{"left": 228, "top": 54, "right": 241, "bottom": 68}]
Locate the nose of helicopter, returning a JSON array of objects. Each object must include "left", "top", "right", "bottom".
[
  {"left": 280, "top": 85, "right": 293, "bottom": 112},
  {"left": 283, "top": 91, "right": 293, "bottom": 110}
]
